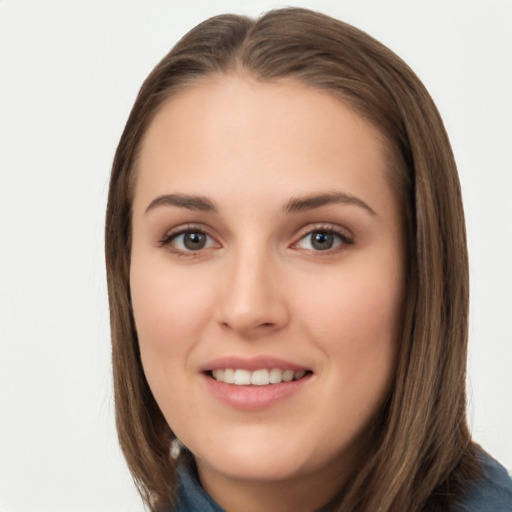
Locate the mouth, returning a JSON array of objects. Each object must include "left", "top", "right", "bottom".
[
  {"left": 207, "top": 368, "right": 312, "bottom": 386},
  {"left": 201, "top": 357, "right": 313, "bottom": 410}
]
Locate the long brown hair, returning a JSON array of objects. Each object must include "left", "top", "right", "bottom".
[{"left": 105, "top": 8, "right": 478, "bottom": 511}]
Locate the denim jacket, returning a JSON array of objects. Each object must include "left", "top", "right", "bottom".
[{"left": 172, "top": 449, "right": 512, "bottom": 511}]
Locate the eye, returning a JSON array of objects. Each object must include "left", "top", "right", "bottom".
[
  {"left": 159, "top": 228, "right": 219, "bottom": 253},
  {"left": 294, "top": 228, "right": 352, "bottom": 252}
]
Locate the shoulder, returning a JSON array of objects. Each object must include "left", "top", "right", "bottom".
[{"left": 453, "top": 449, "right": 512, "bottom": 512}]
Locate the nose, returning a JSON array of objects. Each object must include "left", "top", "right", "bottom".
[{"left": 215, "top": 246, "right": 290, "bottom": 337}]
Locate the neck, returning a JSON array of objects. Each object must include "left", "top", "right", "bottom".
[{"left": 195, "top": 457, "right": 350, "bottom": 512}]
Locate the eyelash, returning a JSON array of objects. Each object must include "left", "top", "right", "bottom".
[
  {"left": 292, "top": 224, "right": 353, "bottom": 253},
  {"left": 157, "top": 225, "right": 217, "bottom": 257},
  {"left": 157, "top": 223, "right": 353, "bottom": 257}
]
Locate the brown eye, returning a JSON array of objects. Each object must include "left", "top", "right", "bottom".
[
  {"left": 166, "top": 230, "right": 218, "bottom": 252},
  {"left": 182, "top": 232, "right": 207, "bottom": 250}
]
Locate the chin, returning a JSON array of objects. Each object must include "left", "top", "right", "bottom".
[
  {"left": 200, "top": 453, "right": 308, "bottom": 483},
  {"left": 191, "top": 431, "right": 327, "bottom": 483}
]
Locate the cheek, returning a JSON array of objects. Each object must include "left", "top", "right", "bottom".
[
  {"left": 129, "top": 263, "right": 216, "bottom": 421},
  {"left": 130, "top": 264, "right": 217, "bottom": 429},
  {"left": 130, "top": 263, "right": 214, "bottom": 354},
  {"left": 303, "top": 265, "right": 402, "bottom": 344},
  {"left": 297, "top": 260, "right": 403, "bottom": 395}
]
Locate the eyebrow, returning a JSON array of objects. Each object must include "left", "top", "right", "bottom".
[
  {"left": 145, "top": 194, "right": 216, "bottom": 213},
  {"left": 284, "top": 191, "right": 377, "bottom": 216},
  {"left": 144, "top": 191, "right": 376, "bottom": 216}
]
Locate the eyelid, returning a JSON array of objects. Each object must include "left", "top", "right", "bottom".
[
  {"left": 155, "top": 222, "right": 353, "bottom": 255},
  {"left": 290, "top": 223, "right": 354, "bottom": 251},
  {"left": 157, "top": 223, "right": 221, "bottom": 255}
]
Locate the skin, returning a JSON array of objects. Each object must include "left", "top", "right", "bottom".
[{"left": 130, "top": 74, "right": 405, "bottom": 512}]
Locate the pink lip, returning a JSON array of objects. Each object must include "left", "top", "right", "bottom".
[
  {"left": 203, "top": 374, "right": 311, "bottom": 411},
  {"left": 200, "top": 355, "right": 309, "bottom": 372},
  {"left": 200, "top": 355, "right": 312, "bottom": 411}
]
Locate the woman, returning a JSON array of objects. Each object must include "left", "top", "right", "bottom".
[{"left": 105, "top": 8, "right": 512, "bottom": 511}]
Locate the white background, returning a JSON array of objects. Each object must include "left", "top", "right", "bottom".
[{"left": 0, "top": 1, "right": 510, "bottom": 511}]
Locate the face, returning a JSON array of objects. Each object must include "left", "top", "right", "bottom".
[{"left": 130, "top": 75, "right": 404, "bottom": 508}]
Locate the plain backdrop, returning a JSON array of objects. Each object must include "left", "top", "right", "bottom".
[{"left": 0, "top": 1, "right": 511, "bottom": 511}]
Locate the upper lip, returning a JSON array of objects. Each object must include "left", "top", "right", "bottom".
[{"left": 200, "top": 356, "right": 311, "bottom": 373}]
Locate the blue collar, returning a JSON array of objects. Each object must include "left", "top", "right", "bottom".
[{"left": 174, "top": 460, "right": 224, "bottom": 512}]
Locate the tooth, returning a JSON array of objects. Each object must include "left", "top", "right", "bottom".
[
  {"left": 269, "top": 368, "right": 283, "bottom": 384},
  {"left": 223, "top": 368, "right": 235, "bottom": 384},
  {"left": 282, "top": 370, "right": 294, "bottom": 382},
  {"left": 233, "top": 369, "right": 251, "bottom": 385},
  {"left": 213, "top": 367, "right": 307, "bottom": 385},
  {"left": 251, "top": 369, "right": 270, "bottom": 385},
  {"left": 212, "top": 369, "right": 224, "bottom": 381}
]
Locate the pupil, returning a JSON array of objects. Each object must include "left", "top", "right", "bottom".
[
  {"left": 184, "top": 232, "right": 206, "bottom": 250},
  {"left": 311, "top": 231, "right": 333, "bottom": 250}
]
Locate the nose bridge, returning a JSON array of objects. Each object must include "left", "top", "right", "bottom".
[{"left": 216, "top": 239, "right": 288, "bottom": 334}]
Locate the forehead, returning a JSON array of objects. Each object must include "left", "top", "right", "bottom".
[
  {"left": 141, "top": 74, "right": 387, "bottom": 150},
  {"left": 133, "top": 74, "right": 395, "bottom": 215}
]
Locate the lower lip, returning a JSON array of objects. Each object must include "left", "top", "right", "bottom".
[{"left": 203, "top": 374, "right": 311, "bottom": 411}]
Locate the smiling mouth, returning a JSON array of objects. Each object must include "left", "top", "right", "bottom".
[{"left": 207, "top": 368, "right": 312, "bottom": 386}]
